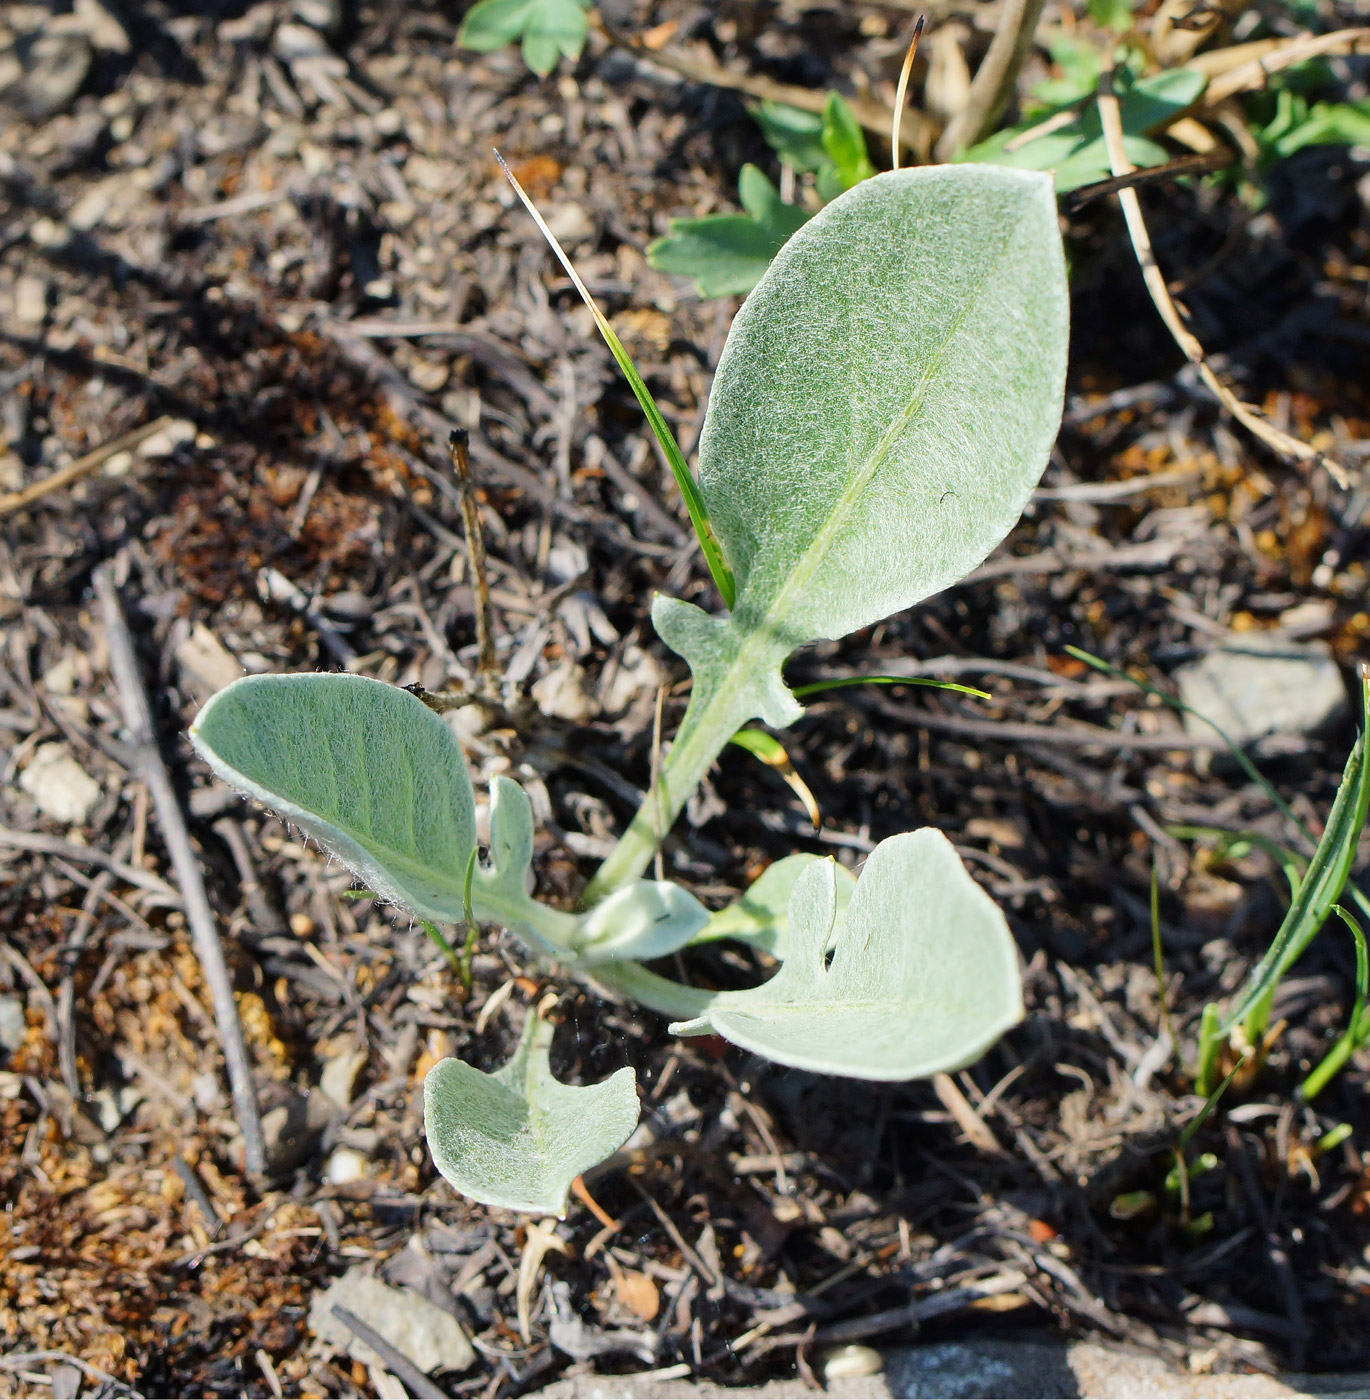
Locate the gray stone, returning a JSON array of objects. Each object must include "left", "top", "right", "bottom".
[
  {"left": 1175, "top": 633, "right": 1347, "bottom": 750},
  {"left": 534, "top": 1338, "right": 1370, "bottom": 1398},
  {"left": 0, "top": 997, "right": 27, "bottom": 1054},
  {"left": 308, "top": 1267, "right": 475, "bottom": 1374},
  {"left": 0, "top": 16, "right": 92, "bottom": 122},
  {"left": 18, "top": 743, "right": 101, "bottom": 824}
]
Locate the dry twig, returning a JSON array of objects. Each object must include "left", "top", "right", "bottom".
[
  {"left": 1201, "top": 27, "right": 1370, "bottom": 107},
  {"left": 1096, "top": 70, "right": 1352, "bottom": 490},
  {"left": 94, "top": 564, "right": 267, "bottom": 1177},
  {"left": 0, "top": 416, "right": 173, "bottom": 519},
  {"left": 936, "top": 0, "right": 1048, "bottom": 159}
]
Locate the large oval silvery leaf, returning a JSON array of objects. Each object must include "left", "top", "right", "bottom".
[
  {"left": 424, "top": 1015, "right": 639, "bottom": 1216},
  {"left": 697, "top": 165, "right": 1067, "bottom": 650},
  {"left": 190, "top": 673, "right": 477, "bottom": 925},
  {"left": 669, "top": 830, "right": 1023, "bottom": 1079}
]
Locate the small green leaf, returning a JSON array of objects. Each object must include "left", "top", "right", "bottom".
[
  {"left": 190, "top": 674, "right": 478, "bottom": 925},
  {"left": 647, "top": 165, "right": 811, "bottom": 298},
  {"left": 190, "top": 674, "right": 579, "bottom": 952},
  {"left": 1272, "top": 99, "right": 1370, "bottom": 157},
  {"left": 754, "top": 101, "right": 828, "bottom": 172},
  {"left": 962, "top": 68, "right": 1207, "bottom": 193},
  {"left": 458, "top": 0, "right": 589, "bottom": 75},
  {"left": 670, "top": 830, "right": 1023, "bottom": 1079},
  {"left": 1087, "top": 0, "right": 1135, "bottom": 32},
  {"left": 573, "top": 879, "right": 709, "bottom": 962},
  {"left": 690, "top": 853, "right": 855, "bottom": 958},
  {"left": 819, "top": 92, "right": 876, "bottom": 193},
  {"left": 424, "top": 1015, "right": 639, "bottom": 1215}
]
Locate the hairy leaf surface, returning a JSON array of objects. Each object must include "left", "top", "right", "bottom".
[
  {"left": 690, "top": 853, "right": 855, "bottom": 958},
  {"left": 696, "top": 166, "right": 1067, "bottom": 653},
  {"left": 670, "top": 831, "right": 1023, "bottom": 1078},
  {"left": 191, "top": 674, "right": 479, "bottom": 924},
  {"left": 424, "top": 1016, "right": 639, "bottom": 1215}
]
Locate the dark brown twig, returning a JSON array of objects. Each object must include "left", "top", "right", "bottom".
[
  {"left": 94, "top": 564, "right": 266, "bottom": 1177},
  {"left": 330, "top": 1305, "right": 450, "bottom": 1398}
]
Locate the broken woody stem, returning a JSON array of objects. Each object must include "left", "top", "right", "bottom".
[
  {"left": 449, "top": 429, "right": 499, "bottom": 689},
  {"left": 95, "top": 564, "right": 267, "bottom": 1176}
]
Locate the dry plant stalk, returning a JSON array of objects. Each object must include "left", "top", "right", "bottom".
[
  {"left": 0, "top": 415, "right": 173, "bottom": 519},
  {"left": 1096, "top": 70, "right": 1352, "bottom": 490},
  {"left": 448, "top": 428, "right": 498, "bottom": 687},
  {"left": 1200, "top": 27, "right": 1370, "bottom": 107},
  {"left": 935, "top": 0, "right": 1048, "bottom": 160}
]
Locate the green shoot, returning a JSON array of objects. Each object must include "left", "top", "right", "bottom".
[
  {"left": 791, "top": 675, "right": 992, "bottom": 702},
  {"left": 1300, "top": 905, "right": 1369, "bottom": 1101},
  {"left": 494, "top": 150, "right": 737, "bottom": 609},
  {"left": 1150, "top": 864, "right": 1174, "bottom": 1060}
]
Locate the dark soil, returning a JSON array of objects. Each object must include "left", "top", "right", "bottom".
[{"left": 2, "top": 1, "right": 1369, "bottom": 1395}]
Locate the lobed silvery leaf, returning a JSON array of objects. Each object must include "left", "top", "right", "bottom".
[
  {"left": 690, "top": 853, "right": 855, "bottom": 959},
  {"left": 190, "top": 673, "right": 576, "bottom": 953},
  {"left": 190, "top": 673, "right": 479, "bottom": 925},
  {"left": 424, "top": 1015, "right": 639, "bottom": 1215},
  {"left": 669, "top": 831, "right": 1023, "bottom": 1079}
]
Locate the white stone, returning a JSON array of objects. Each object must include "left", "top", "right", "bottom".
[
  {"left": 174, "top": 622, "right": 243, "bottom": 697},
  {"left": 532, "top": 659, "right": 596, "bottom": 723},
  {"left": 323, "top": 1147, "right": 368, "bottom": 1185},
  {"left": 18, "top": 743, "right": 101, "bottom": 824},
  {"left": 319, "top": 1042, "right": 367, "bottom": 1108},
  {"left": 137, "top": 418, "right": 196, "bottom": 458},
  {"left": 14, "top": 275, "right": 46, "bottom": 325}
]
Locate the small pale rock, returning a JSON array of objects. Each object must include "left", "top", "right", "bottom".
[
  {"left": 544, "top": 202, "right": 593, "bottom": 244},
  {"left": 600, "top": 644, "right": 661, "bottom": 717},
  {"left": 309, "top": 1267, "right": 475, "bottom": 1374},
  {"left": 323, "top": 1147, "right": 368, "bottom": 1185},
  {"left": 292, "top": 0, "right": 341, "bottom": 33},
  {"left": 138, "top": 418, "right": 196, "bottom": 458},
  {"left": 42, "top": 652, "right": 85, "bottom": 696},
  {"left": 18, "top": 743, "right": 101, "bottom": 824},
  {"left": 101, "top": 449, "right": 133, "bottom": 477},
  {"left": 823, "top": 1346, "right": 884, "bottom": 1383},
  {"left": 319, "top": 1042, "right": 367, "bottom": 1107},
  {"left": 2, "top": 22, "right": 91, "bottom": 121},
  {"left": 73, "top": 0, "right": 130, "bottom": 52},
  {"left": 29, "top": 217, "right": 69, "bottom": 249},
  {"left": 175, "top": 622, "right": 243, "bottom": 697},
  {"left": 532, "top": 659, "right": 596, "bottom": 723},
  {"left": 14, "top": 274, "right": 46, "bottom": 325},
  {"left": 1175, "top": 633, "right": 1347, "bottom": 749},
  {"left": 0, "top": 997, "right": 27, "bottom": 1054},
  {"left": 408, "top": 360, "right": 449, "bottom": 393}
]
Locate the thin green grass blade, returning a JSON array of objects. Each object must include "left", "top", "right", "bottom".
[
  {"left": 1194, "top": 1001, "right": 1223, "bottom": 1098},
  {"left": 495, "top": 151, "right": 736, "bottom": 609},
  {"left": 1299, "top": 905, "right": 1369, "bottom": 1100},
  {"left": 1179, "top": 1051, "right": 1247, "bottom": 1152},
  {"left": 792, "top": 674, "right": 992, "bottom": 701},
  {"left": 1226, "top": 676, "right": 1370, "bottom": 1040}
]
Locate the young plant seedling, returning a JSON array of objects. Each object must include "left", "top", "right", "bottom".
[
  {"left": 190, "top": 160, "right": 1069, "bottom": 1213},
  {"left": 457, "top": 0, "right": 591, "bottom": 77}
]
